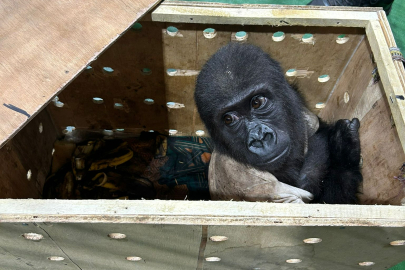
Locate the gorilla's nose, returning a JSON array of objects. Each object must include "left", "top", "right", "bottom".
[{"left": 247, "top": 124, "right": 276, "bottom": 152}]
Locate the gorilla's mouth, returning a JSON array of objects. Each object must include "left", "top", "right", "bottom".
[{"left": 249, "top": 140, "right": 263, "bottom": 148}]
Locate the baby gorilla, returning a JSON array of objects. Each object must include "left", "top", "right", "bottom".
[{"left": 195, "top": 43, "right": 362, "bottom": 204}]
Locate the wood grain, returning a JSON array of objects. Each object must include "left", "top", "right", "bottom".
[
  {"left": 152, "top": 2, "right": 380, "bottom": 27},
  {"left": 0, "top": 109, "right": 57, "bottom": 198},
  {"left": 0, "top": 199, "right": 405, "bottom": 226},
  {"left": 0, "top": 0, "right": 161, "bottom": 149}
]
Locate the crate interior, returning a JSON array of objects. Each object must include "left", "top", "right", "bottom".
[{"left": 1, "top": 18, "right": 404, "bottom": 205}]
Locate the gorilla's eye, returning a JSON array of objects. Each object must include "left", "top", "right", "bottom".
[
  {"left": 223, "top": 113, "right": 238, "bottom": 126},
  {"left": 251, "top": 95, "right": 267, "bottom": 109}
]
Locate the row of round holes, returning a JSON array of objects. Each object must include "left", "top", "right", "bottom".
[
  {"left": 206, "top": 235, "right": 404, "bottom": 267},
  {"left": 166, "top": 26, "right": 349, "bottom": 44},
  {"left": 22, "top": 232, "right": 405, "bottom": 266},
  {"left": 86, "top": 66, "right": 152, "bottom": 75}
]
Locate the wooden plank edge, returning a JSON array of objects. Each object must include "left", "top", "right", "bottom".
[
  {"left": 366, "top": 20, "right": 405, "bottom": 154},
  {"left": 160, "top": 1, "right": 382, "bottom": 12},
  {"left": 377, "top": 11, "right": 405, "bottom": 97},
  {"left": 0, "top": 0, "right": 162, "bottom": 150},
  {"left": 152, "top": 4, "right": 378, "bottom": 27},
  {"left": 0, "top": 200, "right": 404, "bottom": 226}
]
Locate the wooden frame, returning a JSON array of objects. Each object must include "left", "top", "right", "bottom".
[
  {"left": 1, "top": 200, "right": 405, "bottom": 226},
  {"left": 0, "top": 2, "right": 404, "bottom": 227}
]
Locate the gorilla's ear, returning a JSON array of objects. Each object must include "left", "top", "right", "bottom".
[{"left": 303, "top": 107, "right": 319, "bottom": 138}]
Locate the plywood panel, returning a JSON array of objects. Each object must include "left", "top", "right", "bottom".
[
  {"left": 0, "top": 222, "right": 405, "bottom": 269},
  {"left": 0, "top": 223, "right": 201, "bottom": 270},
  {"left": 318, "top": 38, "right": 405, "bottom": 205},
  {"left": 358, "top": 95, "right": 405, "bottom": 205},
  {"left": 0, "top": 0, "right": 161, "bottom": 149},
  {"left": 48, "top": 21, "right": 169, "bottom": 133},
  {"left": 0, "top": 109, "right": 57, "bottom": 199},
  {"left": 205, "top": 226, "right": 405, "bottom": 270}
]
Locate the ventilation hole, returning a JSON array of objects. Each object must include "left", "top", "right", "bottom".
[
  {"left": 167, "top": 26, "right": 178, "bottom": 37},
  {"left": 114, "top": 103, "right": 124, "bottom": 110},
  {"left": 108, "top": 233, "right": 126, "bottom": 239},
  {"left": 103, "top": 129, "right": 114, "bottom": 136},
  {"left": 336, "top": 34, "right": 350, "bottom": 44},
  {"left": 235, "top": 31, "right": 248, "bottom": 41},
  {"left": 344, "top": 92, "right": 350, "bottom": 103},
  {"left": 167, "top": 68, "right": 178, "bottom": 76},
  {"left": 272, "top": 31, "right": 285, "bottom": 42},
  {"left": 396, "top": 95, "right": 405, "bottom": 100},
  {"left": 315, "top": 102, "right": 326, "bottom": 109},
  {"left": 302, "top": 33, "right": 314, "bottom": 43},
  {"left": 195, "top": 130, "right": 205, "bottom": 136},
  {"left": 286, "top": 259, "right": 302, "bottom": 264},
  {"left": 132, "top": 22, "right": 142, "bottom": 31},
  {"left": 54, "top": 101, "right": 64, "bottom": 107},
  {"left": 303, "top": 238, "right": 322, "bottom": 244},
  {"left": 359, "top": 262, "right": 375, "bottom": 266},
  {"left": 39, "top": 123, "right": 43, "bottom": 133},
  {"left": 169, "top": 129, "right": 178, "bottom": 135},
  {"left": 141, "top": 68, "right": 152, "bottom": 75},
  {"left": 203, "top": 28, "right": 217, "bottom": 39},
  {"left": 210, "top": 236, "right": 228, "bottom": 242},
  {"left": 53, "top": 96, "right": 64, "bottom": 108},
  {"left": 92, "top": 97, "right": 104, "bottom": 104},
  {"left": 144, "top": 98, "right": 155, "bottom": 105},
  {"left": 390, "top": 95, "right": 394, "bottom": 103},
  {"left": 23, "top": 233, "right": 43, "bottom": 241},
  {"left": 27, "top": 170, "right": 32, "bottom": 181},
  {"left": 103, "top": 67, "right": 114, "bottom": 73},
  {"left": 48, "top": 256, "right": 65, "bottom": 261},
  {"left": 166, "top": 102, "right": 185, "bottom": 109},
  {"left": 205, "top": 257, "right": 221, "bottom": 262},
  {"left": 126, "top": 256, "right": 142, "bottom": 261},
  {"left": 318, "top": 74, "right": 330, "bottom": 82},
  {"left": 286, "top": 69, "right": 297, "bottom": 77},
  {"left": 63, "top": 126, "right": 76, "bottom": 134},
  {"left": 390, "top": 240, "right": 405, "bottom": 246}
]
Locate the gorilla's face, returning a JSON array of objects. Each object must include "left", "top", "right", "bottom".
[
  {"left": 217, "top": 87, "right": 292, "bottom": 169},
  {"left": 195, "top": 43, "right": 306, "bottom": 172}
]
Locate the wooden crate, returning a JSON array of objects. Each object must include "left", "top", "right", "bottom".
[{"left": 1, "top": 1, "right": 405, "bottom": 269}]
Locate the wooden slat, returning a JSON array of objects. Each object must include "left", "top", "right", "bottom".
[
  {"left": 0, "top": 0, "right": 161, "bottom": 149},
  {"left": 1, "top": 200, "right": 405, "bottom": 226},
  {"left": 366, "top": 20, "right": 405, "bottom": 154},
  {"left": 152, "top": 2, "right": 379, "bottom": 27}
]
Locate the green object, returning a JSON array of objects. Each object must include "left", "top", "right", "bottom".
[
  {"left": 103, "top": 67, "right": 114, "bottom": 73},
  {"left": 319, "top": 74, "right": 328, "bottom": 78},
  {"left": 131, "top": 22, "right": 142, "bottom": 30},
  {"left": 389, "top": 261, "right": 405, "bottom": 270},
  {"left": 235, "top": 31, "right": 247, "bottom": 37},
  {"left": 204, "top": 28, "right": 215, "bottom": 33},
  {"left": 142, "top": 68, "right": 151, "bottom": 74},
  {"left": 338, "top": 34, "right": 346, "bottom": 38},
  {"left": 302, "top": 33, "right": 313, "bottom": 39},
  {"left": 273, "top": 31, "right": 284, "bottom": 37},
  {"left": 287, "top": 68, "right": 296, "bottom": 72},
  {"left": 167, "top": 26, "right": 178, "bottom": 33}
]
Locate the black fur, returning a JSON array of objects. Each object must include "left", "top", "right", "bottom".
[{"left": 195, "top": 43, "right": 362, "bottom": 204}]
